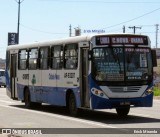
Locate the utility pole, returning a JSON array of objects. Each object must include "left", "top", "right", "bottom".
[
  {"left": 155, "top": 24, "right": 159, "bottom": 48},
  {"left": 128, "top": 26, "right": 141, "bottom": 34},
  {"left": 15, "top": 0, "right": 24, "bottom": 44},
  {"left": 123, "top": 25, "right": 125, "bottom": 33},
  {"left": 69, "top": 24, "right": 72, "bottom": 37}
]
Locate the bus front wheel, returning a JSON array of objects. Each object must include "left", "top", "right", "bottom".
[
  {"left": 68, "top": 93, "right": 78, "bottom": 117},
  {"left": 116, "top": 106, "right": 130, "bottom": 117}
]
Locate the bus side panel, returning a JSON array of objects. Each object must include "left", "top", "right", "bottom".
[
  {"left": 17, "top": 69, "right": 80, "bottom": 107},
  {"left": 56, "top": 69, "right": 81, "bottom": 108},
  {"left": 47, "top": 86, "right": 80, "bottom": 106},
  {"left": 17, "top": 84, "right": 80, "bottom": 107},
  {"left": 41, "top": 69, "right": 67, "bottom": 106}
]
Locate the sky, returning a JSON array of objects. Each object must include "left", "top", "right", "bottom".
[{"left": 0, "top": 0, "right": 160, "bottom": 59}]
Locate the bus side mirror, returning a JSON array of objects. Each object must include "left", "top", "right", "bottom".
[
  {"left": 88, "top": 50, "right": 92, "bottom": 60},
  {"left": 151, "top": 50, "right": 157, "bottom": 67}
]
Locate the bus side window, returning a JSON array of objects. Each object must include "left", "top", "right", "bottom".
[
  {"left": 18, "top": 49, "right": 28, "bottom": 70},
  {"left": 29, "top": 48, "right": 38, "bottom": 70},
  {"left": 40, "top": 47, "right": 49, "bottom": 70},
  {"left": 64, "top": 44, "right": 78, "bottom": 69},
  {"left": 51, "top": 45, "right": 63, "bottom": 69}
]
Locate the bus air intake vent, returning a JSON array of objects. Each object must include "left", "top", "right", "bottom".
[{"left": 109, "top": 86, "right": 141, "bottom": 93}]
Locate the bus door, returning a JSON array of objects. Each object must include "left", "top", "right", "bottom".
[
  {"left": 10, "top": 54, "right": 18, "bottom": 99},
  {"left": 80, "top": 47, "right": 90, "bottom": 108}
]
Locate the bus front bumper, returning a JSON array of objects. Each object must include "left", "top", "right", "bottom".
[{"left": 91, "top": 93, "right": 153, "bottom": 109}]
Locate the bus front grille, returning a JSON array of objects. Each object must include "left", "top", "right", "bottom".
[{"left": 108, "top": 86, "right": 142, "bottom": 93}]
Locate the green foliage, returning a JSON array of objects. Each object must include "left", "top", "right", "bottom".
[{"left": 154, "top": 87, "right": 160, "bottom": 96}]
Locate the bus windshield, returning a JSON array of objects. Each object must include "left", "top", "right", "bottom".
[{"left": 92, "top": 46, "right": 152, "bottom": 85}]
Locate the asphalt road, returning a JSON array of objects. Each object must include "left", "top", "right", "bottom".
[{"left": 0, "top": 87, "right": 160, "bottom": 137}]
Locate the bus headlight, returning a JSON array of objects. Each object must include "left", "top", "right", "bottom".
[
  {"left": 146, "top": 87, "right": 153, "bottom": 95},
  {"left": 91, "top": 88, "right": 105, "bottom": 98}
]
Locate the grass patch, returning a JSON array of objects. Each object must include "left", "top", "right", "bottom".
[{"left": 154, "top": 87, "right": 160, "bottom": 96}]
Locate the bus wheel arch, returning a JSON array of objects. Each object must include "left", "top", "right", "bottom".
[{"left": 66, "top": 89, "right": 78, "bottom": 117}]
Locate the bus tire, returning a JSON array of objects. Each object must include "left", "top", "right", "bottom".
[
  {"left": 68, "top": 93, "right": 78, "bottom": 117},
  {"left": 24, "top": 88, "right": 33, "bottom": 108},
  {"left": 116, "top": 106, "right": 130, "bottom": 117}
]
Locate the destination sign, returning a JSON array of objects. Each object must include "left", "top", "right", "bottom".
[{"left": 96, "top": 36, "right": 148, "bottom": 45}]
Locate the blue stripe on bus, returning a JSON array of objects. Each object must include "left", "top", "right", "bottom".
[{"left": 17, "top": 84, "right": 81, "bottom": 107}]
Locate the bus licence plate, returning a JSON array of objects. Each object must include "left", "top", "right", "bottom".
[{"left": 120, "top": 102, "right": 130, "bottom": 105}]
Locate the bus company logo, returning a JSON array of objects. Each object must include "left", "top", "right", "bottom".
[
  {"left": 49, "top": 73, "right": 60, "bottom": 80},
  {"left": 123, "top": 87, "right": 128, "bottom": 91},
  {"left": 32, "top": 74, "right": 36, "bottom": 85},
  {"left": 2, "top": 129, "right": 11, "bottom": 134}
]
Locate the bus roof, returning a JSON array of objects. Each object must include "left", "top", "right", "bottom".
[{"left": 6, "top": 33, "right": 149, "bottom": 50}]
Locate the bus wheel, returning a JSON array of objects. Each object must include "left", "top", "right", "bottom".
[
  {"left": 24, "top": 88, "right": 33, "bottom": 108},
  {"left": 116, "top": 106, "right": 130, "bottom": 117},
  {"left": 68, "top": 93, "right": 78, "bottom": 117}
]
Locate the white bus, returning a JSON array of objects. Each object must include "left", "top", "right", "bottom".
[
  {"left": 0, "top": 69, "right": 6, "bottom": 87},
  {"left": 6, "top": 33, "right": 157, "bottom": 116}
]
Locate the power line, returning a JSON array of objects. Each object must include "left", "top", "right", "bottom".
[
  {"left": 102, "top": 7, "right": 160, "bottom": 30},
  {"left": 20, "top": 23, "right": 159, "bottom": 35},
  {"left": 20, "top": 24, "right": 68, "bottom": 35}
]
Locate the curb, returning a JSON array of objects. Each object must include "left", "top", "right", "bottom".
[{"left": 154, "top": 96, "right": 160, "bottom": 99}]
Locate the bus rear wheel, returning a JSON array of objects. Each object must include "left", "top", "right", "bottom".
[
  {"left": 68, "top": 93, "right": 78, "bottom": 117},
  {"left": 116, "top": 106, "right": 130, "bottom": 117}
]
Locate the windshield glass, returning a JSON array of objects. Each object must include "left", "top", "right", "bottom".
[
  {"left": 92, "top": 47, "right": 124, "bottom": 81},
  {"left": 125, "top": 48, "right": 152, "bottom": 81},
  {"left": 92, "top": 47, "right": 152, "bottom": 84}
]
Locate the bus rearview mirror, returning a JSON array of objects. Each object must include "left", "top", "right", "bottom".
[
  {"left": 88, "top": 50, "right": 92, "bottom": 60},
  {"left": 151, "top": 49, "right": 157, "bottom": 67}
]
